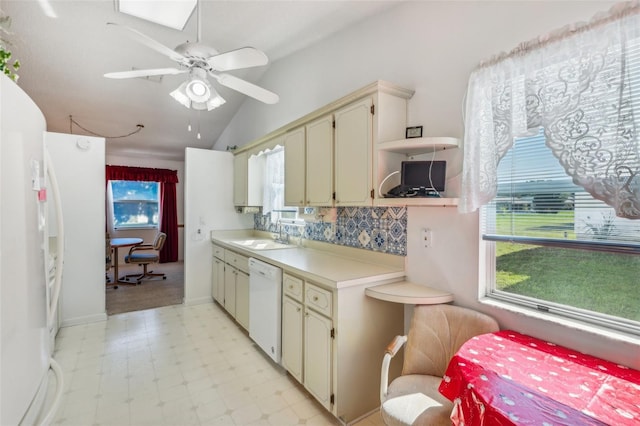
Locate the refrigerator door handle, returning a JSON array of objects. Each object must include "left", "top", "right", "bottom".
[{"left": 45, "top": 149, "right": 64, "bottom": 329}]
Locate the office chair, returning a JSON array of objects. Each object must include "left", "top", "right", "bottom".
[{"left": 124, "top": 232, "right": 167, "bottom": 284}]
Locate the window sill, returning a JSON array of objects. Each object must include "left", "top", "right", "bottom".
[
  {"left": 479, "top": 296, "right": 640, "bottom": 347},
  {"left": 114, "top": 225, "right": 158, "bottom": 231}
]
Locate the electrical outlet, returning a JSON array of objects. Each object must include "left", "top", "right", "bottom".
[{"left": 422, "top": 228, "right": 432, "bottom": 248}]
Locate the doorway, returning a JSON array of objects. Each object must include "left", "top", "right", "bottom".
[{"left": 106, "top": 261, "right": 184, "bottom": 315}]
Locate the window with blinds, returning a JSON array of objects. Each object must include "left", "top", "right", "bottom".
[{"left": 482, "top": 129, "right": 640, "bottom": 334}]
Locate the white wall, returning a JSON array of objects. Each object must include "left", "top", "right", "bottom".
[
  {"left": 105, "top": 154, "right": 185, "bottom": 264},
  {"left": 215, "top": 1, "right": 640, "bottom": 369},
  {"left": 46, "top": 133, "right": 106, "bottom": 326}
]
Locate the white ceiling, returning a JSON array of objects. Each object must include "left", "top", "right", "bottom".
[{"left": 2, "top": 0, "right": 401, "bottom": 160}]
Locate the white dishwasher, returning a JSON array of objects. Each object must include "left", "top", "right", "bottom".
[{"left": 249, "top": 258, "right": 282, "bottom": 364}]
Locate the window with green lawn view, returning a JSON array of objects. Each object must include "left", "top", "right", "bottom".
[
  {"left": 109, "top": 180, "right": 160, "bottom": 229},
  {"left": 466, "top": 5, "right": 640, "bottom": 335},
  {"left": 482, "top": 130, "right": 640, "bottom": 333}
]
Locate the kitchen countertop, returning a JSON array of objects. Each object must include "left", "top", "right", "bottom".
[{"left": 211, "top": 230, "right": 405, "bottom": 289}]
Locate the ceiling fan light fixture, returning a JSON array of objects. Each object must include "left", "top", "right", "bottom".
[
  {"left": 169, "top": 69, "right": 227, "bottom": 110},
  {"left": 169, "top": 81, "right": 192, "bottom": 109},
  {"left": 205, "top": 88, "right": 226, "bottom": 110},
  {"left": 184, "top": 68, "right": 212, "bottom": 103},
  {"left": 186, "top": 79, "right": 210, "bottom": 103}
]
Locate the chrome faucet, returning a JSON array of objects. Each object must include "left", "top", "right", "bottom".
[{"left": 275, "top": 219, "right": 289, "bottom": 244}]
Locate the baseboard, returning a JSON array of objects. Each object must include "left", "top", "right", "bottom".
[
  {"left": 60, "top": 312, "right": 107, "bottom": 328},
  {"left": 184, "top": 296, "right": 214, "bottom": 306}
]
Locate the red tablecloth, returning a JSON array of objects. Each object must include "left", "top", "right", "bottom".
[{"left": 439, "top": 330, "right": 640, "bottom": 425}]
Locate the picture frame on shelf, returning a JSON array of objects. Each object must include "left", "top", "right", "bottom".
[{"left": 405, "top": 126, "right": 423, "bottom": 139}]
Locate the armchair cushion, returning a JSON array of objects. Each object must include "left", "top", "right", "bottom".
[{"left": 382, "top": 375, "right": 452, "bottom": 426}]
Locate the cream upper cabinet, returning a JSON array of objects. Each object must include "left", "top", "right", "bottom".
[
  {"left": 234, "top": 150, "right": 265, "bottom": 207},
  {"left": 235, "top": 81, "right": 415, "bottom": 207},
  {"left": 334, "top": 98, "right": 373, "bottom": 206},
  {"left": 284, "top": 127, "right": 306, "bottom": 207},
  {"left": 305, "top": 115, "right": 334, "bottom": 206},
  {"left": 233, "top": 152, "right": 248, "bottom": 206}
]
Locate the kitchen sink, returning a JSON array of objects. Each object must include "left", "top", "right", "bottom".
[{"left": 228, "top": 239, "right": 295, "bottom": 250}]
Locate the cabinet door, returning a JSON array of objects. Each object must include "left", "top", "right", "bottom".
[
  {"left": 334, "top": 98, "right": 373, "bottom": 206},
  {"left": 282, "top": 296, "right": 303, "bottom": 383},
  {"left": 212, "top": 257, "right": 225, "bottom": 304},
  {"left": 284, "top": 127, "right": 306, "bottom": 207},
  {"left": 306, "top": 115, "right": 334, "bottom": 206},
  {"left": 235, "top": 269, "right": 250, "bottom": 331},
  {"left": 304, "top": 308, "right": 332, "bottom": 410},
  {"left": 224, "top": 265, "right": 237, "bottom": 316},
  {"left": 233, "top": 152, "right": 248, "bottom": 206}
]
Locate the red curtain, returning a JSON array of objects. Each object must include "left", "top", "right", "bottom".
[
  {"left": 106, "top": 165, "right": 179, "bottom": 263},
  {"left": 159, "top": 182, "right": 178, "bottom": 262}
]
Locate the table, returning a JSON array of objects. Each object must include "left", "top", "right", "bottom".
[
  {"left": 108, "top": 237, "right": 143, "bottom": 286},
  {"left": 439, "top": 330, "right": 640, "bottom": 425},
  {"left": 364, "top": 281, "right": 453, "bottom": 304}
]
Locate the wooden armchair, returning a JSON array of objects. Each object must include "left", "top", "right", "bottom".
[{"left": 380, "top": 304, "right": 499, "bottom": 425}]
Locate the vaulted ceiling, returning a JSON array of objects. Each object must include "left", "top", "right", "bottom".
[{"left": 2, "top": 0, "right": 400, "bottom": 160}]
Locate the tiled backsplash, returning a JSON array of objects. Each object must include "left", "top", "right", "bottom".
[{"left": 254, "top": 206, "right": 407, "bottom": 256}]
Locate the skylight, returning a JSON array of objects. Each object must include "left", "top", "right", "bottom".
[{"left": 116, "top": 0, "right": 197, "bottom": 31}]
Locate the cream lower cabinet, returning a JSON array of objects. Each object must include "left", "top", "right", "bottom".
[
  {"left": 235, "top": 269, "right": 249, "bottom": 330},
  {"left": 212, "top": 257, "right": 225, "bottom": 304},
  {"left": 223, "top": 266, "right": 237, "bottom": 317},
  {"left": 304, "top": 307, "right": 333, "bottom": 410},
  {"left": 212, "top": 244, "right": 225, "bottom": 304},
  {"left": 281, "top": 272, "right": 403, "bottom": 424},
  {"left": 281, "top": 296, "right": 303, "bottom": 382},
  {"left": 282, "top": 273, "right": 304, "bottom": 382},
  {"left": 222, "top": 249, "right": 250, "bottom": 331}
]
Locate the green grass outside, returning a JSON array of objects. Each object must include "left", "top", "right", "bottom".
[{"left": 493, "top": 211, "right": 640, "bottom": 322}]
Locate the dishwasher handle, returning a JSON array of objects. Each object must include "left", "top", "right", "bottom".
[{"left": 249, "top": 257, "right": 282, "bottom": 281}]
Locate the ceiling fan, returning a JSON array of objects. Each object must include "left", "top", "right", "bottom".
[{"left": 103, "top": 4, "right": 278, "bottom": 110}]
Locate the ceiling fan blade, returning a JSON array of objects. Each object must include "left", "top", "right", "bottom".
[
  {"left": 107, "top": 22, "right": 187, "bottom": 64},
  {"left": 104, "top": 68, "right": 187, "bottom": 79},
  {"left": 213, "top": 73, "right": 279, "bottom": 104},
  {"left": 208, "top": 47, "right": 268, "bottom": 71}
]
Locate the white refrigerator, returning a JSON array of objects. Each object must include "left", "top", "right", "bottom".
[
  {"left": 184, "top": 147, "right": 253, "bottom": 305},
  {"left": 1, "top": 75, "right": 64, "bottom": 423}
]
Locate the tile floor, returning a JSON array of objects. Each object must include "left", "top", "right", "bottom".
[{"left": 49, "top": 302, "right": 385, "bottom": 426}]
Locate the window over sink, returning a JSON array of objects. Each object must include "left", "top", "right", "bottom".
[{"left": 261, "top": 146, "right": 302, "bottom": 225}]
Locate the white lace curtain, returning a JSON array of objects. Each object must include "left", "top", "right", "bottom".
[
  {"left": 460, "top": 1, "right": 640, "bottom": 218},
  {"left": 260, "top": 145, "right": 285, "bottom": 220}
]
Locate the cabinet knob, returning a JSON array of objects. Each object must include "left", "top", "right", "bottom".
[
  {"left": 296, "top": 307, "right": 301, "bottom": 312},
  {"left": 313, "top": 296, "right": 319, "bottom": 301},
  {"left": 289, "top": 284, "right": 293, "bottom": 289}
]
